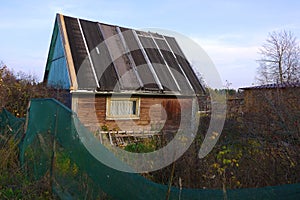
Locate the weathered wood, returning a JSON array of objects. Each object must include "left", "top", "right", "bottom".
[
  {"left": 58, "top": 14, "right": 78, "bottom": 90},
  {"left": 97, "top": 129, "right": 176, "bottom": 146},
  {"left": 98, "top": 131, "right": 163, "bottom": 137},
  {"left": 75, "top": 95, "right": 194, "bottom": 132}
]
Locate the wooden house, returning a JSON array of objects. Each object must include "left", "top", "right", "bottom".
[{"left": 43, "top": 14, "right": 205, "bottom": 133}]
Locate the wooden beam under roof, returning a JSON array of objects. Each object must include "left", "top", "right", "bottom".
[{"left": 58, "top": 13, "right": 78, "bottom": 91}]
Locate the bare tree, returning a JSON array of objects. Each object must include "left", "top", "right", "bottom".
[{"left": 256, "top": 30, "right": 300, "bottom": 84}]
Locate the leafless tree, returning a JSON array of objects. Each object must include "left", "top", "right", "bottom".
[{"left": 257, "top": 30, "right": 300, "bottom": 84}]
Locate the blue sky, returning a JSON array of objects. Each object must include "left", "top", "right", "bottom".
[{"left": 1, "top": 0, "right": 300, "bottom": 88}]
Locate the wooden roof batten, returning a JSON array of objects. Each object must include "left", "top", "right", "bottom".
[
  {"left": 58, "top": 14, "right": 78, "bottom": 90},
  {"left": 162, "top": 35, "right": 194, "bottom": 92},
  {"left": 49, "top": 13, "right": 205, "bottom": 95},
  {"left": 77, "top": 18, "right": 100, "bottom": 88},
  {"left": 132, "top": 30, "right": 164, "bottom": 91},
  {"left": 116, "top": 26, "right": 144, "bottom": 89},
  {"left": 149, "top": 33, "right": 181, "bottom": 92}
]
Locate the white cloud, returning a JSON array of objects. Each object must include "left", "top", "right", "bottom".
[{"left": 190, "top": 36, "right": 260, "bottom": 89}]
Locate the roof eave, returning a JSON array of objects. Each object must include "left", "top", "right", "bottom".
[{"left": 70, "top": 89, "right": 198, "bottom": 97}]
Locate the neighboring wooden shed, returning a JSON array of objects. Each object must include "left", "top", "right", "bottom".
[
  {"left": 239, "top": 83, "right": 300, "bottom": 135},
  {"left": 43, "top": 14, "right": 205, "bottom": 132},
  {"left": 240, "top": 82, "right": 300, "bottom": 113}
]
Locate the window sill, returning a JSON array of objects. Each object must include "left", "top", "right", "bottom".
[{"left": 105, "top": 117, "right": 140, "bottom": 120}]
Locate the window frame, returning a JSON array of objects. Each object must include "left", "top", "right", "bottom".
[{"left": 106, "top": 97, "right": 140, "bottom": 120}]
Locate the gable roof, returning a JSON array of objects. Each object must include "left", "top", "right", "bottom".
[{"left": 44, "top": 14, "right": 205, "bottom": 95}]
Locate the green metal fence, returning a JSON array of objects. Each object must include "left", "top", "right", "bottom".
[{"left": 1, "top": 98, "right": 300, "bottom": 199}]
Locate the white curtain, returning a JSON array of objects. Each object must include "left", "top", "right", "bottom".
[{"left": 110, "top": 100, "right": 134, "bottom": 116}]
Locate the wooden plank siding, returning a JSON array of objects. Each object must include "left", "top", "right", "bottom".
[
  {"left": 243, "top": 87, "right": 300, "bottom": 113},
  {"left": 73, "top": 94, "right": 193, "bottom": 133},
  {"left": 241, "top": 87, "right": 300, "bottom": 136}
]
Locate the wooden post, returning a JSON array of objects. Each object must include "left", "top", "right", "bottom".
[
  {"left": 98, "top": 129, "right": 103, "bottom": 144},
  {"left": 50, "top": 107, "right": 59, "bottom": 190},
  {"left": 165, "top": 161, "right": 176, "bottom": 200},
  {"left": 109, "top": 132, "right": 114, "bottom": 145}
]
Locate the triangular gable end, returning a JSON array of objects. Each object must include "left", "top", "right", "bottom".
[{"left": 43, "top": 14, "right": 77, "bottom": 90}]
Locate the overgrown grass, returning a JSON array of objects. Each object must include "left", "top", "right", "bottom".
[
  {"left": 0, "top": 132, "right": 57, "bottom": 199},
  {"left": 146, "top": 115, "right": 300, "bottom": 189}
]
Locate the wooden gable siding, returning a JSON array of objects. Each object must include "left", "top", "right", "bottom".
[
  {"left": 74, "top": 95, "right": 193, "bottom": 132},
  {"left": 242, "top": 87, "right": 300, "bottom": 135},
  {"left": 243, "top": 87, "right": 300, "bottom": 113}
]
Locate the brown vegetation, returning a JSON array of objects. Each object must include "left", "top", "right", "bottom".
[
  {"left": 1, "top": 63, "right": 299, "bottom": 198},
  {"left": 0, "top": 64, "right": 65, "bottom": 199},
  {"left": 0, "top": 63, "right": 68, "bottom": 117},
  {"left": 145, "top": 89, "right": 300, "bottom": 190}
]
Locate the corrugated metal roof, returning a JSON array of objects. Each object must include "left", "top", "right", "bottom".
[
  {"left": 60, "top": 14, "right": 204, "bottom": 95},
  {"left": 241, "top": 82, "right": 300, "bottom": 90}
]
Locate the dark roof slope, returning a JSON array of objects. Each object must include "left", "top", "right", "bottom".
[
  {"left": 240, "top": 82, "right": 300, "bottom": 90},
  {"left": 46, "top": 14, "right": 205, "bottom": 95}
]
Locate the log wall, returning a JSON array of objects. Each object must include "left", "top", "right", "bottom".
[{"left": 73, "top": 94, "right": 193, "bottom": 133}]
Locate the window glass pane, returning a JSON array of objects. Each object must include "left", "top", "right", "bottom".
[
  {"left": 110, "top": 100, "right": 137, "bottom": 116},
  {"left": 107, "top": 98, "right": 139, "bottom": 119},
  {"left": 132, "top": 101, "right": 136, "bottom": 115}
]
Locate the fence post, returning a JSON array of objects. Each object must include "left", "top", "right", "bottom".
[{"left": 50, "top": 107, "right": 59, "bottom": 191}]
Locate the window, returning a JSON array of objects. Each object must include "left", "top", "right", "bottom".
[{"left": 106, "top": 97, "right": 140, "bottom": 119}]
